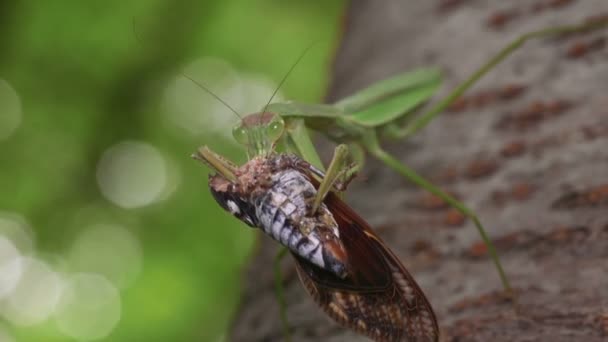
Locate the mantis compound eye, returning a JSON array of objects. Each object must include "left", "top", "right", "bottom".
[
  {"left": 232, "top": 125, "right": 249, "bottom": 146},
  {"left": 266, "top": 116, "right": 285, "bottom": 144}
]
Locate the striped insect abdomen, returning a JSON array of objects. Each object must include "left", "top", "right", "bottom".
[{"left": 254, "top": 169, "right": 347, "bottom": 277}]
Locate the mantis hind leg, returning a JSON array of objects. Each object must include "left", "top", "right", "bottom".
[
  {"left": 274, "top": 247, "right": 292, "bottom": 342},
  {"left": 362, "top": 131, "right": 513, "bottom": 296}
]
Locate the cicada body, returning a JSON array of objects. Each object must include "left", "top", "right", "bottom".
[
  {"left": 208, "top": 153, "right": 349, "bottom": 278},
  {"left": 205, "top": 150, "right": 439, "bottom": 342}
]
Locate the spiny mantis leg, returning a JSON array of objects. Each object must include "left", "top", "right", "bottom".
[
  {"left": 309, "top": 144, "right": 356, "bottom": 213},
  {"left": 384, "top": 19, "right": 608, "bottom": 140},
  {"left": 192, "top": 146, "right": 238, "bottom": 182},
  {"left": 331, "top": 143, "right": 366, "bottom": 195},
  {"left": 284, "top": 118, "right": 325, "bottom": 170},
  {"left": 362, "top": 131, "right": 513, "bottom": 295},
  {"left": 288, "top": 143, "right": 358, "bottom": 201},
  {"left": 283, "top": 119, "right": 359, "bottom": 188},
  {"left": 348, "top": 143, "right": 366, "bottom": 175}
]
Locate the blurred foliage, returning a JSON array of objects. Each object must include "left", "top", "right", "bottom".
[{"left": 0, "top": 0, "right": 345, "bottom": 341}]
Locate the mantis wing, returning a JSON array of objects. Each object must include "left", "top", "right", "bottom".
[
  {"left": 266, "top": 101, "right": 344, "bottom": 118},
  {"left": 334, "top": 68, "right": 441, "bottom": 117},
  {"left": 268, "top": 68, "right": 441, "bottom": 169},
  {"left": 269, "top": 68, "right": 442, "bottom": 129},
  {"left": 347, "top": 79, "right": 441, "bottom": 127}
]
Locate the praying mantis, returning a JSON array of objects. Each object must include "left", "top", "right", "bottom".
[
  {"left": 266, "top": 18, "right": 608, "bottom": 292},
  {"left": 191, "top": 16, "right": 608, "bottom": 341}
]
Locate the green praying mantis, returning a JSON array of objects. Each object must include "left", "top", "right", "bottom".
[
  {"left": 189, "top": 17, "right": 608, "bottom": 341},
  {"left": 267, "top": 18, "right": 608, "bottom": 292}
]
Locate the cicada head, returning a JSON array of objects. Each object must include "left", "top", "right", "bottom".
[{"left": 208, "top": 175, "right": 258, "bottom": 227}]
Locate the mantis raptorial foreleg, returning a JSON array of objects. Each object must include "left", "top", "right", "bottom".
[
  {"left": 192, "top": 147, "right": 238, "bottom": 181},
  {"left": 310, "top": 144, "right": 355, "bottom": 213},
  {"left": 283, "top": 118, "right": 325, "bottom": 170}
]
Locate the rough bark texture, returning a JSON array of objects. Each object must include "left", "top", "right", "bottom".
[{"left": 230, "top": 0, "right": 608, "bottom": 341}]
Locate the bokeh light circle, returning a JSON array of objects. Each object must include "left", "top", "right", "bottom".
[
  {"left": 54, "top": 273, "right": 121, "bottom": 341},
  {"left": 1, "top": 257, "right": 62, "bottom": 326},
  {"left": 163, "top": 57, "right": 243, "bottom": 138},
  {"left": 0, "top": 79, "right": 22, "bottom": 141},
  {"left": 68, "top": 224, "right": 142, "bottom": 289},
  {"left": 96, "top": 141, "right": 170, "bottom": 208},
  {"left": 163, "top": 58, "right": 282, "bottom": 142},
  {"left": 0, "top": 212, "right": 35, "bottom": 255},
  {"left": 238, "top": 73, "right": 283, "bottom": 111},
  {"left": 0, "top": 237, "right": 23, "bottom": 299}
]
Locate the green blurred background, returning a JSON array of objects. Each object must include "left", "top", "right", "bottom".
[{"left": 0, "top": 1, "right": 346, "bottom": 341}]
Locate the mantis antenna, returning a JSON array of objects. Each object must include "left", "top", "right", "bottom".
[
  {"left": 179, "top": 73, "right": 244, "bottom": 121},
  {"left": 259, "top": 42, "right": 318, "bottom": 125}
]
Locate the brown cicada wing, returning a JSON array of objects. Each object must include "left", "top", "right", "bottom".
[{"left": 291, "top": 192, "right": 439, "bottom": 342}]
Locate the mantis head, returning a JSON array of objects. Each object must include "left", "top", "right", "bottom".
[{"left": 232, "top": 112, "right": 285, "bottom": 158}]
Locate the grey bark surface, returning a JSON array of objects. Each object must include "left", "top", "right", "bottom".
[{"left": 230, "top": 0, "right": 608, "bottom": 341}]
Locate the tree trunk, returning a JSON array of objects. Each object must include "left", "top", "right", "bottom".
[{"left": 230, "top": 0, "right": 608, "bottom": 341}]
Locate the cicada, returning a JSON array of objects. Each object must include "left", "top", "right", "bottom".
[{"left": 194, "top": 112, "right": 439, "bottom": 342}]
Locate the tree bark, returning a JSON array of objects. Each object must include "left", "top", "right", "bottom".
[{"left": 230, "top": 0, "right": 608, "bottom": 341}]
